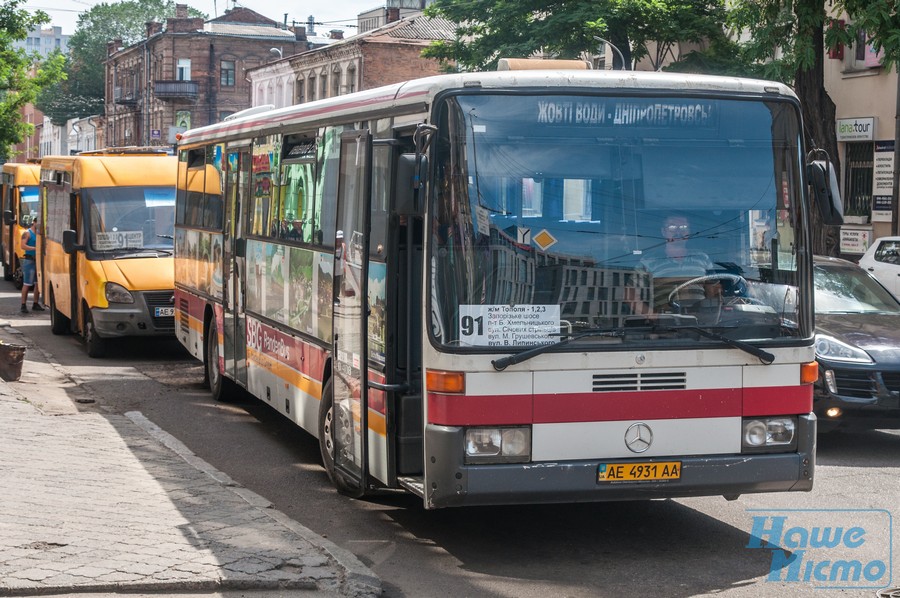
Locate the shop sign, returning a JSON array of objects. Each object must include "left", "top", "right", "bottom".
[
  {"left": 836, "top": 117, "right": 875, "bottom": 141},
  {"left": 840, "top": 226, "right": 872, "bottom": 254},
  {"left": 873, "top": 140, "right": 894, "bottom": 222}
]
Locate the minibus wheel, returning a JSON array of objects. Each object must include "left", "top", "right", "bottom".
[
  {"left": 318, "top": 378, "right": 365, "bottom": 497},
  {"left": 12, "top": 265, "right": 22, "bottom": 290},
  {"left": 82, "top": 307, "right": 107, "bottom": 358},
  {"left": 49, "top": 291, "right": 70, "bottom": 335}
]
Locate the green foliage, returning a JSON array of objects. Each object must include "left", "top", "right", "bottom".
[
  {"left": 423, "top": 0, "right": 727, "bottom": 72},
  {"left": 0, "top": 0, "right": 66, "bottom": 158},
  {"left": 833, "top": 0, "right": 900, "bottom": 71}
]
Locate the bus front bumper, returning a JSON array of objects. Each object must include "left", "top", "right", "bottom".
[
  {"left": 91, "top": 291, "right": 175, "bottom": 338},
  {"left": 423, "top": 415, "right": 816, "bottom": 509}
]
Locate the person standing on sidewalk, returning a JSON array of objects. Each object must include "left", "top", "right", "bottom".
[{"left": 20, "top": 216, "right": 44, "bottom": 313}]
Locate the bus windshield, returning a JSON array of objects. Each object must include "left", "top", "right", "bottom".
[
  {"left": 84, "top": 186, "right": 176, "bottom": 253},
  {"left": 19, "top": 186, "right": 39, "bottom": 224},
  {"left": 430, "top": 93, "right": 807, "bottom": 351}
]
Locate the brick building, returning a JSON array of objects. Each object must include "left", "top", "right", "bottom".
[
  {"left": 104, "top": 5, "right": 312, "bottom": 148},
  {"left": 248, "top": 11, "right": 456, "bottom": 110}
]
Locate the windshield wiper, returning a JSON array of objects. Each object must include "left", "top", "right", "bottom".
[
  {"left": 491, "top": 329, "right": 623, "bottom": 371},
  {"left": 490, "top": 323, "right": 775, "bottom": 371},
  {"left": 655, "top": 324, "right": 775, "bottom": 365}
]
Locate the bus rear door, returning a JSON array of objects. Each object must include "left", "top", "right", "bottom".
[
  {"left": 331, "top": 130, "right": 373, "bottom": 494},
  {"left": 224, "top": 148, "right": 250, "bottom": 387}
]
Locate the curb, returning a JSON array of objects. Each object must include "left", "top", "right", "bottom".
[{"left": 125, "top": 411, "right": 382, "bottom": 598}]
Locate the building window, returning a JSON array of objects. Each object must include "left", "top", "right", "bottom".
[
  {"left": 320, "top": 74, "right": 328, "bottom": 99},
  {"left": 177, "top": 58, "right": 191, "bottom": 81},
  {"left": 296, "top": 79, "right": 304, "bottom": 104},
  {"left": 845, "top": 142, "right": 874, "bottom": 219},
  {"left": 347, "top": 67, "right": 356, "bottom": 94},
  {"left": 220, "top": 60, "right": 235, "bottom": 86},
  {"left": 308, "top": 76, "right": 316, "bottom": 101},
  {"left": 332, "top": 67, "right": 341, "bottom": 97}
]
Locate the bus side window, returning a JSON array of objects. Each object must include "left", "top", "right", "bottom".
[{"left": 315, "top": 126, "right": 343, "bottom": 248}]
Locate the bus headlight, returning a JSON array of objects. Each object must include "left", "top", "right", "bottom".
[
  {"left": 464, "top": 426, "right": 531, "bottom": 464},
  {"left": 742, "top": 417, "right": 796, "bottom": 451},
  {"left": 105, "top": 282, "right": 135, "bottom": 304}
]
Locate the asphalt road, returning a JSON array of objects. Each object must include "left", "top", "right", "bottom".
[{"left": 3, "top": 280, "right": 899, "bottom": 598}]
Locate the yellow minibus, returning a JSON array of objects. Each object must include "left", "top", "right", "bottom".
[
  {"left": 40, "top": 149, "right": 178, "bottom": 357},
  {"left": 1, "top": 162, "right": 41, "bottom": 288}
]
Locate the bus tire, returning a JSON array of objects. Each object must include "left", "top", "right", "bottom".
[
  {"left": 12, "top": 261, "right": 22, "bottom": 290},
  {"left": 205, "top": 318, "right": 236, "bottom": 402},
  {"left": 82, "top": 308, "right": 107, "bottom": 358},
  {"left": 49, "top": 291, "right": 70, "bottom": 335},
  {"left": 318, "top": 378, "right": 364, "bottom": 497}
]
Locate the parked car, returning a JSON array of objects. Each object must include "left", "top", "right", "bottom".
[
  {"left": 813, "top": 255, "right": 900, "bottom": 432},
  {"left": 858, "top": 236, "right": 900, "bottom": 300}
]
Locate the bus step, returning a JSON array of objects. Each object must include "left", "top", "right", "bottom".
[{"left": 397, "top": 476, "right": 425, "bottom": 498}]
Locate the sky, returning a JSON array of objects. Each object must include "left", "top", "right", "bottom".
[{"left": 23, "top": 0, "right": 383, "bottom": 37}]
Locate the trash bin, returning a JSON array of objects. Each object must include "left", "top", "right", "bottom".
[{"left": 0, "top": 341, "right": 26, "bottom": 382}]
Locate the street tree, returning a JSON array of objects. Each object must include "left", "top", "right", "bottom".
[
  {"left": 36, "top": 0, "right": 204, "bottom": 123},
  {"left": 0, "top": 0, "right": 65, "bottom": 159},
  {"left": 422, "top": 0, "right": 727, "bottom": 72}
]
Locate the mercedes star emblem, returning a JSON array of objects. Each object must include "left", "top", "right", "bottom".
[{"left": 624, "top": 422, "right": 653, "bottom": 453}]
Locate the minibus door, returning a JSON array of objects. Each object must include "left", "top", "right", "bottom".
[{"left": 331, "top": 130, "right": 372, "bottom": 493}]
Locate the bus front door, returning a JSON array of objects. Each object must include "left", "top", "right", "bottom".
[{"left": 331, "top": 130, "right": 372, "bottom": 493}]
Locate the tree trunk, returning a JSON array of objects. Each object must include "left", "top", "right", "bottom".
[{"left": 794, "top": 0, "right": 841, "bottom": 257}]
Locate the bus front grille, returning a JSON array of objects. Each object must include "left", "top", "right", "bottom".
[{"left": 592, "top": 371, "right": 686, "bottom": 392}]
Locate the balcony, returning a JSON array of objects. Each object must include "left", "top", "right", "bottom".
[
  {"left": 154, "top": 80, "right": 199, "bottom": 100},
  {"left": 114, "top": 87, "right": 140, "bottom": 106}
]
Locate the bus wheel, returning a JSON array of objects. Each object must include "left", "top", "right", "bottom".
[
  {"left": 12, "top": 264, "right": 22, "bottom": 290},
  {"left": 318, "top": 378, "right": 363, "bottom": 497},
  {"left": 82, "top": 308, "right": 107, "bottom": 358},
  {"left": 205, "top": 319, "right": 236, "bottom": 401},
  {"left": 49, "top": 291, "right": 70, "bottom": 335}
]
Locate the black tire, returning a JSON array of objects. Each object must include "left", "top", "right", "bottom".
[
  {"left": 49, "top": 291, "right": 70, "bottom": 335},
  {"left": 82, "top": 307, "right": 107, "bottom": 358},
  {"left": 12, "top": 262, "right": 23, "bottom": 290},
  {"left": 205, "top": 318, "right": 237, "bottom": 401},
  {"left": 318, "top": 378, "right": 364, "bottom": 497}
]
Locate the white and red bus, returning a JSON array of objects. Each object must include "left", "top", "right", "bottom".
[{"left": 174, "top": 66, "right": 840, "bottom": 508}]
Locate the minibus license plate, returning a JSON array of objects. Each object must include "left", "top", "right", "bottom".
[
  {"left": 155, "top": 307, "right": 175, "bottom": 317},
  {"left": 598, "top": 462, "right": 681, "bottom": 482}
]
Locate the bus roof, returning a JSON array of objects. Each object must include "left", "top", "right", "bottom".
[
  {"left": 177, "top": 69, "right": 797, "bottom": 148},
  {"left": 1, "top": 162, "right": 41, "bottom": 186},
  {"left": 40, "top": 154, "right": 178, "bottom": 188}
]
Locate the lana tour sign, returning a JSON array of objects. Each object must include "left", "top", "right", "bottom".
[{"left": 836, "top": 117, "right": 875, "bottom": 141}]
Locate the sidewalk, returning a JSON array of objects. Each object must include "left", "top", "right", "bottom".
[{"left": 0, "top": 321, "right": 381, "bottom": 597}]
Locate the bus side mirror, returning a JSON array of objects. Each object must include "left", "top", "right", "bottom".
[
  {"left": 2, "top": 210, "right": 14, "bottom": 226},
  {"left": 62, "top": 229, "right": 83, "bottom": 254},
  {"left": 395, "top": 153, "right": 426, "bottom": 216},
  {"left": 808, "top": 160, "right": 843, "bottom": 225}
]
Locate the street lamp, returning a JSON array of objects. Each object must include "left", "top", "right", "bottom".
[{"left": 593, "top": 36, "right": 627, "bottom": 70}]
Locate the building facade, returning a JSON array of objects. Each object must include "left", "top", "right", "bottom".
[
  {"left": 11, "top": 26, "right": 69, "bottom": 58},
  {"left": 824, "top": 16, "right": 899, "bottom": 255},
  {"left": 104, "top": 5, "right": 310, "bottom": 148},
  {"left": 248, "top": 12, "right": 455, "bottom": 110}
]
